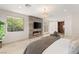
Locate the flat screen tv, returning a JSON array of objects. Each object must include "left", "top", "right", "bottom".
[{"left": 34, "top": 22, "right": 42, "bottom": 29}]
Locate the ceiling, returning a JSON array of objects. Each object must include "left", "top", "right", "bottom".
[{"left": 0, "top": 4, "right": 79, "bottom": 19}]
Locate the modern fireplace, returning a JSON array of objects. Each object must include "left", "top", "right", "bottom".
[
  {"left": 33, "top": 22, "right": 42, "bottom": 36},
  {"left": 29, "top": 16, "right": 43, "bottom": 38}
]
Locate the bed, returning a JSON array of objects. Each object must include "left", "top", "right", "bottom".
[
  {"left": 24, "top": 35, "right": 60, "bottom": 54},
  {"left": 42, "top": 37, "right": 79, "bottom": 54}
]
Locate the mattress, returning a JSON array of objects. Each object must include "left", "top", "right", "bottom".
[{"left": 42, "top": 38, "right": 79, "bottom": 54}]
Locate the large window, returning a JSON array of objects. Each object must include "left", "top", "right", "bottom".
[
  {"left": 0, "top": 21, "right": 5, "bottom": 39},
  {"left": 7, "top": 16, "right": 24, "bottom": 32}
]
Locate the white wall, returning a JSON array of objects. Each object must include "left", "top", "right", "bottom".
[
  {"left": 64, "top": 13, "right": 79, "bottom": 37},
  {"left": 72, "top": 14, "right": 79, "bottom": 37},
  {"left": 64, "top": 16, "right": 72, "bottom": 36},
  {"left": 49, "top": 21, "right": 58, "bottom": 34},
  {"left": 48, "top": 17, "right": 72, "bottom": 36},
  {"left": 0, "top": 9, "right": 29, "bottom": 44}
]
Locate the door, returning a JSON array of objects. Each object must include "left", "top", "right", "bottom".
[{"left": 58, "top": 21, "right": 64, "bottom": 34}]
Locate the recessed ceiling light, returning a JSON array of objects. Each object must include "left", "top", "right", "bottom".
[
  {"left": 25, "top": 4, "right": 31, "bottom": 8},
  {"left": 18, "top": 6, "right": 22, "bottom": 8},
  {"left": 64, "top": 9, "right": 67, "bottom": 12}
]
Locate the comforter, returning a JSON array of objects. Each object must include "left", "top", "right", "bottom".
[{"left": 43, "top": 38, "right": 79, "bottom": 54}]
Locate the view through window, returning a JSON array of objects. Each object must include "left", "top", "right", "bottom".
[{"left": 7, "top": 16, "right": 24, "bottom": 32}]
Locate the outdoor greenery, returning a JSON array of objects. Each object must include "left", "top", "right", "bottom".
[
  {"left": 0, "top": 21, "right": 5, "bottom": 40},
  {"left": 7, "top": 17, "right": 24, "bottom": 32}
]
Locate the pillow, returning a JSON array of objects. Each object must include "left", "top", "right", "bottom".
[
  {"left": 43, "top": 38, "right": 73, "bottom": 54},
  {"left": 69, "top": 39, "right": 79, "bottom": 54},
  {"left": 64, "top": 35, "right": 79, "bottom": 43}
]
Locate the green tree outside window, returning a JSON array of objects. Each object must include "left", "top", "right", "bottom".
[
  {"left": 7, "top": 16, "right": 24, "bottom": 32},
  {"left": 0, "top": 21, "right": 5, "bottom": 40}
]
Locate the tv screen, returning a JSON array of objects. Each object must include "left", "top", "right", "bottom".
[{"left": 34, "top": 22, "right": 41, "bottom": 29}]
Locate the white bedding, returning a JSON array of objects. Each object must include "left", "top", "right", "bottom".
[{"left": 42, "top": 38, "right": 79, "bottom": 54}]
